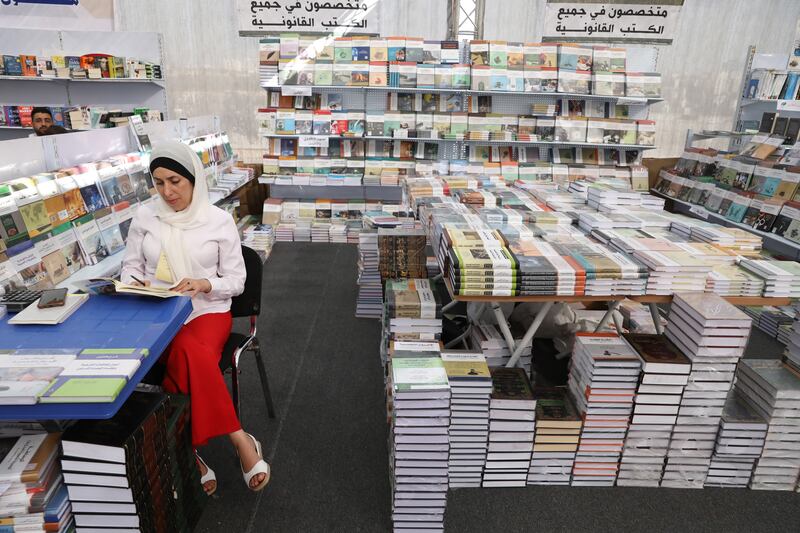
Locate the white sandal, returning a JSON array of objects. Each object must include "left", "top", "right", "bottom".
[
  {"left": 195, "top": 452, "right": 217, "bottom": 496},
  {"left": 239, "top": 433, "right": 271, "bottom": 492}
]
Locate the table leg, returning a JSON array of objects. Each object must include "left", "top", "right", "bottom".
[
  {"left": 492, "top": 302, "right": 516, "bottom": 354},
  {"left": 649, "top": 302, "right": 664, "bottom": 335},
  {"left": 445, "top": 324, "right": 472, "bottom": 349},
  {"left": 505, "top": 301, "right": 555, "bottom": 368},
  {"left": 593, "top": 301, "right": 621, "bottom": 333},
  {"left": 442, "top": 300, "right": 458, "bottom": 314}
]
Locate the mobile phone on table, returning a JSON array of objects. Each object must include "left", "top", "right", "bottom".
[{"left": 37, "top": 288, "right": 68, "bottom": 309}]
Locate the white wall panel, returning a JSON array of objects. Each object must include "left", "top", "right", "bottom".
[
  {"left": 484, "top": 0, "right": 800, "bottom": 158},
  {"left": 114, "top": 0, "right": 447, "bottom": 164}
]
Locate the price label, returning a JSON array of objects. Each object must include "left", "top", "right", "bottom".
[
  {"left": 617, "top": 97, "right": 647, "bottom": 106},
  {"left": 298, "top": 135, "right": 330, "bottom": 148},
  {"left": 689, "top": 205, "right": 709, "bottom": 219},
  {"left": 778, "top": 99, "right": 800, "bottom": 112},
  {"left": 281, "top": 85, "right": 312, "bottom": 97}
]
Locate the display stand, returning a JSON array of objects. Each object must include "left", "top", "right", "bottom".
[{"left": 0, "top": 28, "right": 167, "bottom": 140}]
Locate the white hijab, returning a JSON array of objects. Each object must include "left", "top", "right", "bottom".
[{"left": 149, "top": 140, "right": 209, "bottom": 282}]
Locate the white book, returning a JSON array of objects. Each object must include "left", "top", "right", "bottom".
[{"left": 8, "top": 294, "right": 89, "bottom": 325}]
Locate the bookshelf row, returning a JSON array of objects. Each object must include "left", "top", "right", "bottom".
[
  {"left": 266, "top": 84, "right": 662, "bottom": 103},
  {"left": 0, "top": 75, "right": 165, "bottom": 85},
  {"left": 260, "top": 133, "right": 655, "bottom": 151},
  {"left": 651, "top": 188, "right": 800, "bottom": 261},
  {"left": 266, "top": 183, "right": 403, "bottom": 202}
]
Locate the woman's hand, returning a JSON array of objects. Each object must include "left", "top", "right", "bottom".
[
  {"left": 130, "top": 279, "right": 151, "bottom": 287},
  {"left": 172, "top": 278, "right": 212, "bottom": 297}
]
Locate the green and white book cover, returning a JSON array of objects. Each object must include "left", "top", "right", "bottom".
[{"left": 392, "top": 357, "right": 449, "bottom": 392}]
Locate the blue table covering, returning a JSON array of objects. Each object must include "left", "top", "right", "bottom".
[{"left": 0, "top": 294, "right": 192, "bottom": 420}]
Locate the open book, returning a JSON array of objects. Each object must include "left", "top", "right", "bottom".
[{"left": 74, "top": 278, "right": 182, "bottom": 298}]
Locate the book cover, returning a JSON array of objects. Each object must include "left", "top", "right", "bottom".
[
  {"left": 18, "top": 201, "right": 51, "bottom": 238},
  {"left": 39, "top": 376, "right": 127, "bottom": 403}
]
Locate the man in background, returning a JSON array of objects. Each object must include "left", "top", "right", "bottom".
[
  {"left": 31, "top": 107, "right": 55, "bottom": 136},
  {"left": 30, "top": 107, "right": 73, "bottom": 136}
]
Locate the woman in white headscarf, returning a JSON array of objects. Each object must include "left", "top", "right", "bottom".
[{"left": 121, "top": 140, "right": 270, "bottom": 495}]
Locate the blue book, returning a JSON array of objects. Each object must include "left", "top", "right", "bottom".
[
  {"left": 44, "top": 485, "right": 70, "bottom": 523},
  {"left": 3, "top": 55, "right": 22, "bottom": 75},
  {"left": 782, "top": 73, "right": 799, "bottom": 100}
]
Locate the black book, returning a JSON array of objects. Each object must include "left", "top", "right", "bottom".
[
  {"left": 61, "top": 391, "right": 167, "bottom": 463},
  {"left": 786, "top": 117, "right": 800, "bottom": 145},
  {"left": 759, "top": 112, "right": 776, "bottom": 134},
  {"left": 773, "top": 115, "right": 789, "bottom": 137}
]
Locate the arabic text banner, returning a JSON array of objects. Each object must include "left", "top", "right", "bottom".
[
  {"left": 543, "top": 2, "right": 681, "bottom": 42},
  {"left": 238, "top": 0, "right": 379, "bottom": 35}
]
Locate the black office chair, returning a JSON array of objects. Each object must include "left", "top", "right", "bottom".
[{"left": 219, "top": 245, "right": 276, "bottom": 419}]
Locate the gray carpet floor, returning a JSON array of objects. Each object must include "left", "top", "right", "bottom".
[{"left": 194, "top": 243, "right": 800, "bottom": 532}]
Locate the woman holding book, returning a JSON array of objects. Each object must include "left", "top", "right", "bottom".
[{"left": 121, "top": 140, "right": 270, "bottom": 495}]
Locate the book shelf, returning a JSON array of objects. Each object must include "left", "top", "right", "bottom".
[
  {"left": 0, "top": 28, "right": 167, "bottom": 141},
  {"left": 0, "top": 116, "right": 244, "bottom": 294},
  {"left": 650, "top": 187, "right": 800, "bottom": 261},
  {"left": 731, "top": 46, "right": 800, "bottom": 151}
]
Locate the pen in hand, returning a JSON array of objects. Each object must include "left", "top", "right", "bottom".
[{"left": 130, "top": 275, "right": 148, "bottom": 287}]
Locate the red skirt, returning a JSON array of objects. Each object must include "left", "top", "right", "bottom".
[{"left": 162, "top": 311, "right": 241, "bottom": 447}]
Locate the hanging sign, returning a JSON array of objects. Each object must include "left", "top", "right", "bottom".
[
  {"left": 543, "top": 2, "right": 682, "bottom": 43},
  {"left": 238, "top": 1, "right": 379, "bottom": 35}
]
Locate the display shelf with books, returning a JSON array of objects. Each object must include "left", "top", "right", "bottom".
[
  {"left": 256, "top": 35, "right": 660, "bottom": 221},
  {"left": 650, "top": 182, "right": 800, "bottom": 262},
  {"left": 1, "top": 118, "right": 240, "bottom": 298},
  {"left": 268, "top": 183, "right": 404, "bottom": 202},
  {"left": 0, "top": 104, "right": 164, "bottom": 134},
  {"left": 0, "top": 28, "right": 167, "bottom": 141},
  {"left": 731, "top": 47, "right": 800, "bottom": 151}
]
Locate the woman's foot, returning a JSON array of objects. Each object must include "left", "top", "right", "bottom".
[
  {"left": 195, "top": 453, "right": 217, "bottom": 495},
  {"left": 230, "top": 430, "right": 270, "bottom": 490}
]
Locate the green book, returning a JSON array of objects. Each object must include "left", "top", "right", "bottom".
[
  {"left": 392, "top": 357, "right": 449, "bottom": 393},
  {"left": 39, "top": 377, "right": 126, "bottom": 403}
]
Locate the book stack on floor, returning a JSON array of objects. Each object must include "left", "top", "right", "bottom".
[
  {"left": 618, "top": 334, "right": 691, "bottom": 487},
  {"left": 736, "top": 359, "right": 800, "bottom": 490},
  {"left": 0, "top": 432, "right": 73, "bottom": 532},
  {"left": 441, "top": 351, "right": 492, "bottom": 488},
  {"left": 60, "top": 391, "right": 203, "bottom": 532},
  {"left": 383, "top": 279, "right": 443, "bottom": 343},
  {"left": 378, "top": 227, "right": 428, "bottom": 281},
  {"left": 567, "top": 333, "right": 641, "bottom": 486},
  {"left": 356, "top": 229, "right": 382, "bottom": 318},
  {"left": 662, "top": 293, "right": 751, "bottom": 488},
  {"left": 704, "top": 391, "right": 768, "bottom": 488},
  {"left": 482, "top": 368, "right": 536, "bottom": 488},
  {"left": 389, "top": 351, "right": 450, "bottom": 532},
  {"left": 469, "top": 323, "right": 532, "bottom": 373},
  {"left": 528, "top": 387, "right": 582, "bottom": 485},
  {"left": 311, "top": 221, "right": 331, "bottom": 242},
  {"left": 164, "top": 394, "right": 205, "bottom": 531}
]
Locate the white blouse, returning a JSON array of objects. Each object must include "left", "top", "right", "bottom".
[{"left": 120, "top": 203, "right": 246, "bottom": 323}]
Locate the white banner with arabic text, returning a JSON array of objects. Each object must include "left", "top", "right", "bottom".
[
  {"left": 543, "top": 2, "right": 680, "bottom": 42},
  {"left": 238, "top": 0, "right": 379, "bottom": 35}
]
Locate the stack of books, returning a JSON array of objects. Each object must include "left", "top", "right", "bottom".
[
  {"left": 619, "top": 299, "right": 664, "bottom": 334},
  {"left": 469, "top": 323, "right": 532, "bottom": 373},
  {"left": 661, "top": 293, "right": 751, "bottom": 488},
  {"left": 443, "top": 230, "right": 519, "bottom": 297},
  {"left": 737, "top": 359, "right": 800, "bottom": 490},
  {"left": 61, "top": 392, "right": 202, "bottom": 531},
  {"left": 632, "top": 250, "right": 712, "bottom": 295},
  {"left": 275, "top": 222, "right": 295, "bottom": 242},
  {"left": 504, "top": 237, "right": 585, "bottom": 296},
  {"left": 738, "top": 259, "right": 800, "bottom": 298},
  {"left": 757, "top": 305, "right": 795, "bottom": 337},
  {"left": 782, "top": 302, "right": 800, "bottom": 373},
  {"left": 311, "top": 221, "right": 331, "bottom": 242},
  {"left": 390, "top": 354, "right": 450, "bottom": 531},
  {"left": 384, "top": 279, "right": 443, "bottom": 343},
  {"left": 690, "top": 226, "right": 762, "bottom": 255},
  {"left": 356, "top": 230, "right": 382, "bottom": 318},
  {"left": 528, "top": 387, "right": 582, "bottom": 485},
  {"left": 618, "top": 334, "right": 691, "bottom": 487},
  {"left": 329, "top": 224, "right": 348, "bottom": 243},
  {"left": 704, "top": 391, "right": 768, "bottom": 488},
  {"left": 481, "top": 368, "right": 535, "bottom": 488},
  {"left": 293, "top": 221, "right": 311, "bottom": 242},
  {"left": 705, "top": 264, "right": 765, "bottom": 297},
  {"left": 378, "top": 227, "right": 428, "bottom": 280},
  {"left": 0, "top": 432, "right": 72, "bottom": 532},
  {"left": 567, "top": 333, "right": 641, "bottom": 486},
  {"left": 442, "top": 351, "right": 492, "bottom": 488}
]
